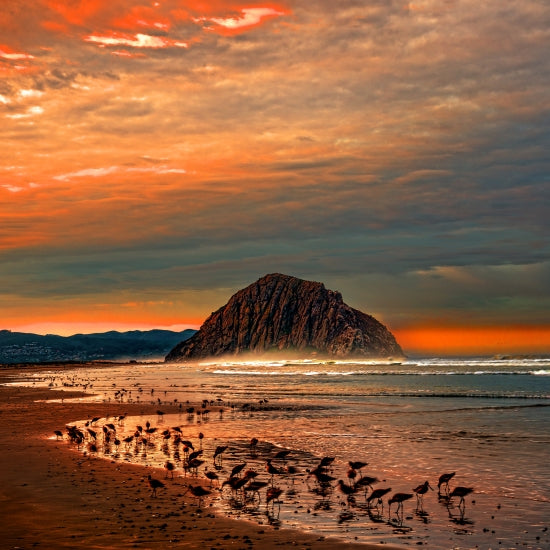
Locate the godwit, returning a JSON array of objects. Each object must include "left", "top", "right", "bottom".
[
  {"left": 274, "top": 449, "right": 291, "bottom": 461},
  {"left": 266, "top": 459, "right": 283, "bottom": 483},
  {"left": 164, "top": 461, "right": 176, "bottom": 479},
  {"left": 213, "top": 445, "right": 228, "bottom": 465},
  {"left": 349, "top": 461, "right": 368, "bottom": 476},
  {"left": 449, "top": 486, "right": 474, "bottom": 510},
  {"left": 185, "top": 484, "right": 211, "bottom": 507},
  {"left": 366, "top": 487, "right": 392, "bottom": 510},
  {"left": 413, "top": 480, "right": 433, "bottom": 507},
  {"left": 147, "top": 475, "right": 165, "bottom": 497},
  {"left": 230, "top": 462, "right": 247, "bottom": 478},
  {"left": 438, "top": 472, "right": 455, "bottom": 495},
  {"left": 266, "top": 486, "right": 283, "bottom": 508},
  {"left": 337, "top": 479, "right": 357, "bottom": 504},
  {"left": 244, "top": 480, "right": 269, "bottom": 502},
  {"left": 204, "top": 468, "right": 219, "bottom": 487},
  {"left": 388, "top": 492, "right": 413, "bottom": 520}
]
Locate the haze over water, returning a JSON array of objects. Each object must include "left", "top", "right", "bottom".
[{"left": 16, "top": 356, "right": 550, "bottom": 549}]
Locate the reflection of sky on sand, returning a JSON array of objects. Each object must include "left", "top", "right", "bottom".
[{"left": 11, "top": 360, "right": 550, "bottom": 548}]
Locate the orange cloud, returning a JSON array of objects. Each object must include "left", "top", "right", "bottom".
[
  {"left": 194, "top": 6, "right": 289, "bottom": 34},
  {"left": 85, "top": 32, "right": 188, "bottom": 49},
  {"left": 0, "top": 45, "right": 35, "bottom": 60}
]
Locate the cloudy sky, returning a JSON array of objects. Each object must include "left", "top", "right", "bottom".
[{"left": 1, "top": 0, "right": 549, "bottom": 354}]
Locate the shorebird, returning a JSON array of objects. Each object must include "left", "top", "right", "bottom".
[
  {"left": 285, "top": 464, "right": 299, "bottom": 484},
  {"left": 337, "top": 479, "right": 357, "bottom": 503},
  {"left": 355, "top": 475, "right": 379, "bottom": 494},
  {"left": 266, "top": 486, "right": 283, "bottom": 508},
  {"left": 213, "top": 445, "right": 228, "bottom": 465},
  {"left": 349, "top": 461, "right": 368, "bottom": 475},
  {"left": 413, "top": 480, "right": 433, "bottom": 507},
  {"left": 230, "top": 462, "right": 247, "bottom": 478},
  {"left": 318, "top": 456, "right": 335, "bottom": 470},
  {"left": 186, "top": 458, "right": 205, "bottom": 476},
  {"left": 308, "top": 468, "right": 336, "bottom": 485},
  {"left": 188, "top": 449, "right": 203, "bottom": 461},
  {"left": 244, "top": 480, "right": 269, "bottom": 501},
  {"left": 388, "top": 492, "right": 413, "bottom": 520},
  {"left": 449, "top": 486, "right": 474, "bottom": 510},
  {"left": 274, "top": 449, "right": 291, "bottom": 461},
  {"left": 147, "top": 474, "right": 165, "bottom": 497},
  {"left": 204, "top": 468, "right": 219, "bottom": 487},
  {"left": 266, "top": 459, "right": 283, "bottom": 483},
  {"left": 164, "top": 461, "right": 176, "bottom": 479},
  {"left": 366, "top": 487, "right": 392, "bottom": 510},
  {"left": 185, "top": 484, "right": 211, "bottom": 507},
  {"left": 438, "top": 472, "right": 455, "bottom": 495}
]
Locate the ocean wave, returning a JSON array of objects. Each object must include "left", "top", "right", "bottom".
[{"left": 209, "top": 367, "right": 548, "bottom": 376}]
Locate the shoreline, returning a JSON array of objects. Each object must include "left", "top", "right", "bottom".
[{"left": 0, "top": 365, "right": 403, "bottom": 549}]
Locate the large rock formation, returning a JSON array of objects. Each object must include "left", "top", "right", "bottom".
[{"left": 166, "top": 274, "right": 403, "bottom": 362}]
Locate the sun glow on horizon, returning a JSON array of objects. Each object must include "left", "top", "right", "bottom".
[
  {"left": 4, "top": 320, "right": 549, "bottom": 356},
  {"left": 393, "top": 325, "right": 550, "bottom": 356}
]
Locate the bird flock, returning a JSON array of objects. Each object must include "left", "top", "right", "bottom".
[{"left": 56, "top": 410, "right": 475, "bottom": 531}]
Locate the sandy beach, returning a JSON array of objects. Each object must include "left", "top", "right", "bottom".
[{"left": 0, "top": 364, "right": 402, "bottom": 550}]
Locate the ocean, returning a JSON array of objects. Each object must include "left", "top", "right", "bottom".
[{"left": 16, "top": 356, "right": 550, "bottom": 549}]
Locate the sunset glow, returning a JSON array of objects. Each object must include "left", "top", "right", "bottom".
[{"left": 1, "top": 1, "right": 548, "bottom": 355}]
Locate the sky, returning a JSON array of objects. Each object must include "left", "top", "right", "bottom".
[{"left": 1, "top": 0, "right": 549, "bottom": 355}]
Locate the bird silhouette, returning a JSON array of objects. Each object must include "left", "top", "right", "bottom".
[
  {"left": 366, "top": 487, "right": 392, "bottom": 510},
  {"left": 204, "top": 468, "right": 219, "bottom": 486},
  {"left": 164, "top": 461, "right": 176, "bottom": 479},
  {"left": 413, "top": 480, "right": 433, "bottom": 507},
  {"left": 147, "top": 474, "right": 165, "bottom": 497},
  {"left": 185, "top": 484, "right": 211, "bottom": 507},
  {"left": 388, "top": 492, "right": 413, "bottom": 520},
  {"left": 213, "top": 445, "right": 228, "bottom": 464},
  {"left": 230, "top": 462, "right": 247, "bottom": 478},
  {"left": 438, "top": 472, "right": 455, "bottom": 495},
  {"left": 449, "top": 486, "right": 474, "bottom": 510},
  {"left": 274, "top": 449, "right": 291, "bottom": 460},
  {"left": 337, "top": 479, "right": 357, "bottom": 503},
  {"left": 266, "top": 486, "right": 283, "bottom": 508}
]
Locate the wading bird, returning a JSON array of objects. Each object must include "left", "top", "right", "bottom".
[
  {"left": 147, "top": 474, "right": 165, "bottom": 497},
  {"left": 449, "top": 486, "right": 474, "bottom": 510},
  {"left": 185, "top": 484, "right": 211, "bottom": 507},
  {"left": 388, "top": 492, "right": 413, "bottom": 520},
  {"left": 438, "top": 472, "right": 455, "bottom": 495},
  {"left": 213, "top": 445, "right": 228, "bottom": 465},
  {"left": 366, "top": 487, "right": 392, "bottom": 511},
  {"left": 413, "top": 480, "right": 433, "bottom": 508},
  {"left": 164, "top": 461, "right": 176, "bottom": 479}
]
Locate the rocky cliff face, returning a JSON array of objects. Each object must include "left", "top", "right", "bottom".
[{"left": 166, "top": 273, "right": 403, "bottom": 361}]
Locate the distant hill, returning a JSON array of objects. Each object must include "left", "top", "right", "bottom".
[
  {"left": 0, "top": 329, "right": 197, "bottom": 364},
  {"left": 166, "top": 273, "right": 403, "bottom": 361}
]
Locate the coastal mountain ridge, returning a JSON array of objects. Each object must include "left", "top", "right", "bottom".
[
  {"left": 0, "top": 329, "right": 196, "bottom": 364},
  {"left": 166, "top": 273, "right": 403, "bottom": 361}
]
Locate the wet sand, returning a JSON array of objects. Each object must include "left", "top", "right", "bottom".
[{"left": 0, "top": 365, "right": 403, "bottom": 550}]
